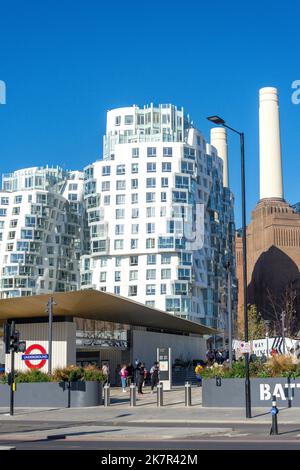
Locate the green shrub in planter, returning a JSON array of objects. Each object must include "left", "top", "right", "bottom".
[
  {"left": 15, "top": 370, "right": 51, "bottom": 383},
  {"left": 82, "top": 365, "right": 105, "bottom": 383},
  {"left": 0, "top": 373, "right": 7, "bottom": 384},
  {"left": 53, "top": 365, "right": 84, "bottom": 382}
]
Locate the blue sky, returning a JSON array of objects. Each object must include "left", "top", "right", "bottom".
[{"left": 0, "top": 0, "right": 299, "bottom": 226}]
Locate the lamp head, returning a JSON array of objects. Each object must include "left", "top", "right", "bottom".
[{"left": 207, "top": 116, "right": 225, "bottom": 125}]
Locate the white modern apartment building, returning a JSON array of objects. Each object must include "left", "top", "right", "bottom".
[
  {"left": 0, "top": 166, "right": 87, "bottom": 298},
  {"left": 81, "top": 104, "right": 236, "bottom": 328}
]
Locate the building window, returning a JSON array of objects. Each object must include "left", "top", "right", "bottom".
[
  {"left": 117, "top": 165, "right": 125, "bottom": 175},
  {"left": 116, "top": 209, "right": 125, "bottom": 219},
  {"left": 131, "top": 239, "right": 138, "bottom": 249},
  {"left": 114, "top": 239, "right": 124, "bottom": 250},
  {"left": 125, "top": 115, "right": 133, "bottom": 125},
  {"left": 115, "top": 224, "right": 124, "bottom": 235},
  {"left": 162, "top": 114, "right": 170, "bottom": 124},
  {"left": 116, "top": 180, "right": 126, "bottom": 191},
  {"left": 146, "top": 284, "right": 156, "bottom": 295},
  {"left": 132, "top": 208, "right": 139, "bottom": 218},
  {"left": 161, "top": 192, "right": 167, "bottom": 202},
  {"left": 145, "top": 301, "right": 155, "bottom": 308},
  {"left": 163, "top": 147, "right": 172, "bottom": 157},
  {"left": 100, "top": 272, "right": 107, "bottom": 282},
  {"left": 147, "top": 254, "right": 156, "bottom": 265},
  {"left": 160, "top": 284, "right": 167, "bottom": 294},
  {"left": 116, "top": 194, "right": 125, "bottom": 205},
  {"left": 166, "top": 298, "right": 180, "bottom": 312},
  {"left": 184, "top": 147, "right": 196, "bottom": 159},
  {"left": 146, "top": 269, "right": 156, "bottom": 280},
  {"left": 131, "top": 224, "right": 139, "bottom": 234},
  {"left": 131, "top": 193, "right": 138, "bottom": 204},
  {"left": 146, "top": 178, "right": 156, "bottom": 188},
  {"left": 1, "top": 197, "right": 9, "bottom": 205},
  {"left": 181, "top": 161, "right": 194, "bottom": 174},
  {"left": 146, "top": 223, "right": 155, "bottom": 234},
  {"left": 160, "top": 207, "right": 166, "bottom": 217},
  {"left": 115, "top": 271, "right": 121, "bottom": 282},
  {"left": 114, "top": 286, "right": 120, "bottom": 295},
  {"left": 146, "top": 207, "right": 155, "bottom": 218},
  {"left": 162, "top": 162, "right": 172, "bottom": 172},
  {"left": 131, "top": 179, "right": 138, "bottom": 189},
  {"left": 102, "top": 166, "right": 111, "bottom": 176},
  {"left": 146, "top": 192, "right": 155, "bottom": 203},
  {"left": 158, "top": 236, "right": 174, "bottom": 249},
  {"left": 25, "top": 216, "right": 36, "bottom": 227},
  {"left": 129, "top": 270, "right": 138, "bottom": 281},
  {"left": 147, "top": 163, "right": 156, "bottom": 173},
  {"left": 104, "top": 195, "right": 110, "bottom": 205},
  {"left": 0, "top": 208, "right": 7, "bottom": 216},
  {"left": 161, "top": 269, "right": 171, "bottom": 279},
  {"left": 130, "top": 256, "right": 138, "bottom": 266},
  {"left": 129, "top": 285, "right": 137, "bottom": 296},
  {"left": 14, "top": 195, "right": 22, "bottom": 204},
  {"left": 132, "top": 148, "right": 139, "bottom": 158},
  {"left": 100, "top": 257, "right": 107, "bottom": 267},
  {"left": 12, "top": 207, "right": 20, "bottom": 215},
  {"left": 21, "top": 229, "right": 33, "bottom": 239},
  {"left": 146, "top": 238, "right": 155, "bottom": 249},
  {"left": 115, "top": 256, "right": 122, "bottom": 267},
  {"left": 131, "top": 163, "right": 139, "bottom": 174},
  {"left": 115, "top": 116, "right": 121, "bottom": 126},
  {"left": 161, "top": 177, "right": 168, "bottom": 188},
  {"left": 147, "top": 147, "right": 157, "bottom": 157},
  {"left": 102, "top": 181, "right": 110, "bottom": 191}
]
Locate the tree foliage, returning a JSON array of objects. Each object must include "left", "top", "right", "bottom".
[{"left": 237, "top": 305, "right": 266, "bottom": 340}]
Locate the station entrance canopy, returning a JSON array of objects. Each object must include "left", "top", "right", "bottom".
[{"left": 0, "top": 289, "right": 217, "bottom": 336}]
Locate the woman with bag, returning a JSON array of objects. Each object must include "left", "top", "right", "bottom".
[{"left": 120, "top": 364, "right": 128, "bottom": 392}]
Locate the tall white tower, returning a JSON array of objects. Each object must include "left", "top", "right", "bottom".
[
  {"left": 259, "top": 87, "right": 284, "bottom": 200},
  {"left": 210, "top": 127, "right": 229, "bottom": 188}
]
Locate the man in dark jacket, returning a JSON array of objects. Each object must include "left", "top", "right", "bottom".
[
  {"left": 137, "top": 362, "right": 145, "bottom": 394},
  {"left": 150, "top": 361, "right": 160, "bottom": 393}
]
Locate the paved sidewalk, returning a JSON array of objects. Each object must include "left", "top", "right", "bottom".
[{"left": 0, "top": 386, "right": 300, "bottom": 426}]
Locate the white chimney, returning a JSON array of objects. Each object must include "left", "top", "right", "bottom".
[
  {"left": 259, "top": 87, "right": 284, "bottom": 200},
  {"left": 211, "top": 127, "right": 229, "bottom": 187}
]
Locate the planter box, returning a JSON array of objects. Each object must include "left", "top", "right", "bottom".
[
  {"left": 0, "top": 381, "right": 102, "bottom": 408},
  {"left": 202, "top": 378, "right": 300, "bottom": 407}
]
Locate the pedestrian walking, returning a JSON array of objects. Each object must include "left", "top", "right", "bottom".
[
  {"left": 120, "top": 365, "right": 128, "bottom": 392},
  {"left": 102, "top": 363, "right": 109, "bottom": 385},
  {"left": 195, "top": 363, "right": 203, "bottom": 387},
  {"left": 150, "top": 361, "right": 160, "bottom": 393}
]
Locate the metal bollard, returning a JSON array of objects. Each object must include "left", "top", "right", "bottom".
[
  {"left": 270, "top": 394, "right": 279, "bottom": 435},
  {"left": 104, "top": 383, "right": 110, "bottom": 407},
  {"left": 185, "top": 381, "right": 192, "bottom": 407},
  {"left": 130, "top": 383, "right": 137, "bottom": 407},
  {"left": 157, "top": 382, "right": 163, "bottom": 407}
]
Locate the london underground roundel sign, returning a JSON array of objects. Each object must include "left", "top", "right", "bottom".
[{"left": 22, "top": 344, "right": 49, "bottom": 369}]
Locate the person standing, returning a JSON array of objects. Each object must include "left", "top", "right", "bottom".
[
  {"left": 150, "top": 361, "right": 160, "bottom": 393},
  {"left": 126, "top": 363, "right": 134, "bottom": 386},
  {"left": 120, "top": 365, "right": 128, "bottom": 392},
  {"left": 102, "top": 363, "right": 109, "bottom": 385},
  {"left": 137, "top": 362, "right": 145, "bottom": 395}
]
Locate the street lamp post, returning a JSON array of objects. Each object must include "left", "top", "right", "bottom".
[
  {"left": 281, "top": 311, "right": 286, "bottom": 355},
  {"left": 46, "top": 297, "right": 57, "bottom": 375},
  {"left": 207, "top": 116, "right": 251, "bottom": 418}
]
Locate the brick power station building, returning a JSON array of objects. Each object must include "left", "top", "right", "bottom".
[{"left": 236, "top": 87, "right": 300, "bottom": 332}]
